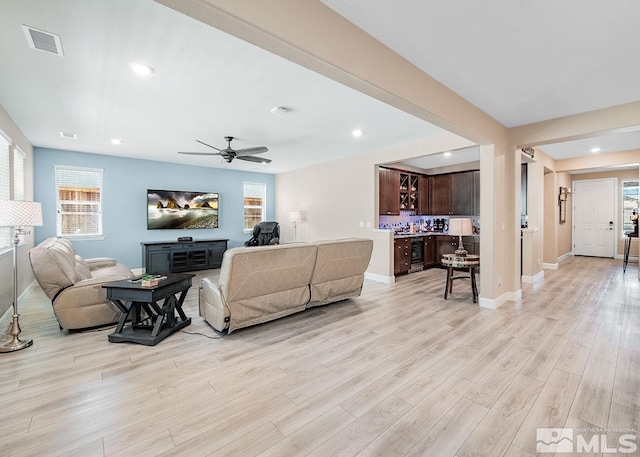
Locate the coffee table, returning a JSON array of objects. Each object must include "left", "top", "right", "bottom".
[{"left": 103, "top": 272, "right": 194, "bottom": 346}]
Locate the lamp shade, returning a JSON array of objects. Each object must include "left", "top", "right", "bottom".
[
  {"left": 289, "top": 211, "right": 302, "bottom": 223},
  {"left": 448, "top": 218, "right": 472, "bottom": 236},
  {"left": 0, "top": 200, "right": 43, "bottom": 227}
]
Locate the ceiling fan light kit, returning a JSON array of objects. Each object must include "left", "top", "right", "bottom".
[{"left": 178, "top": 136, "right": 271, "bottom": 164}]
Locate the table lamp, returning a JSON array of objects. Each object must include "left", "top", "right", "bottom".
[
  {"left": 448, "top": 217, "right": 473, "bottom": 257},
  {"left": 0, "top": 200, "right": 43, "bottom": 352}
]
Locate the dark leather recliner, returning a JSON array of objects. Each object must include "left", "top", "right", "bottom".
[{"left": 245, "top": 221, "right": 280, "bottom": 246}]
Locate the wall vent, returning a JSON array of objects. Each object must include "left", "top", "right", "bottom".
[
  {"left": 22, "top": 25, "right": 64, "bottom": 57},
  {"left": 59, "top": 132, "right": 77, "bottom": 140}
]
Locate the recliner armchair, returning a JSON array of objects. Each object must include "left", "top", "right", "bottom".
[
  {"left": 28, "top": 237, "right": 134, "bottom": 330},
  {"left": 245, "top": 221, "right": 280, "bottom": 246}
]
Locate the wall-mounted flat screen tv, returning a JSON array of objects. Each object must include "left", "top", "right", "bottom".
[{"left": 147, "top": 189, "right": 219, "bottom": 230}]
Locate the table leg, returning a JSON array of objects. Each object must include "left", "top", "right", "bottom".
[
  {"left": 470, "top": 267, "right": 478, "bottom": 303},
  {"left": 444, "top": 267, "right": 452, "bottom": 299}
]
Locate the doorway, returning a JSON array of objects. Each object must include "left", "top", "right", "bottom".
[{"left": 573, "top": 178, "right": 617, "bottom": 258}]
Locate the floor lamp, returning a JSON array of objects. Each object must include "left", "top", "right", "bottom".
[
  {"left": 289, "top": 211, "right": 302, "bottom": 242},
  {"left": 0, "top": 200, "right": 43, "bottom": 353}
]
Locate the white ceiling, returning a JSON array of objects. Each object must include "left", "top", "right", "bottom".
[{"left": 1, "top": 0, "right": 639, "bottom": 173}]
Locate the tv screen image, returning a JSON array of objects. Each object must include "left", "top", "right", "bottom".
[{"left": 147, "top": 189, "right": 219, "bottom": 230}]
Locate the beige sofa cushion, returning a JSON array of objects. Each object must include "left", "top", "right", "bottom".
[
  {"left": 214, "top": 243, "right": 317, "bottom": 333},
  {"left": 308, "top": 238, "right": 373, "bottom": 307}
]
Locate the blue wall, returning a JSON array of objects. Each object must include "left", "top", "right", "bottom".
[{"left": 34, "top": 148, "right": 275, "bottom": 269}]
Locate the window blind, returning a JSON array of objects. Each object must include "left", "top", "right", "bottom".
[
  {"left": 54, "top": 165, "right": 103, "bottom": 238},
  {"left": 0, "top": 133, "right": 11, "bottom": 249},
  {"left": 243, "top": 182, "right": 266, "bottom": 230}
]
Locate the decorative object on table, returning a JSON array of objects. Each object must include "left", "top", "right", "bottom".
[
  {"left": 448, "top": 217, "right": 473, "bottom": 256},
  {"left": 558, "top": 186, "right": 570, "bottom": 223},
  {"left": 0, "top": 200, "right": 42, "bottom": 352},
  {"left": 289, "top": 211, "right": 302, "bottom": 242}
]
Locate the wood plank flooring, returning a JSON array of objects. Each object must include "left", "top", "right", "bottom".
[{"left": 1, "top": 256, "right": 639, "bottom": 456}]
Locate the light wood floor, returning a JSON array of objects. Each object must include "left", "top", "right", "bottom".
[{"left": 1, "top": 256, "right": 639, "bottom": 457}]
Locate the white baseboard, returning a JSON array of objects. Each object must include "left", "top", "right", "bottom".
[
  {"left": 521, "top": 271, "right": 544, "bottom": 284},
  {"left": 558, "top": 252, "right": 573, "bottom": 262},
  {"left": 365, "top": 272, "right": 395, "bottom": 284},
  {"left": 615, "top": 254, "right": 638, "bottom": 261},
  {"left": 479, "top": 289, "right": 521, "bottom": 309},
  {"left": 543, "top": 263, "right": 559, "bottom": 270}
]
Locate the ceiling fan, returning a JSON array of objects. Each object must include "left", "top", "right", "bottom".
[{"left": 178, "top": 136, "right": 271, "bottom": 164}]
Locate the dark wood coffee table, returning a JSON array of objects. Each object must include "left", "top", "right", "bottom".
[{"left": 103, "top": 273, "right": 194, "bottom": 346}]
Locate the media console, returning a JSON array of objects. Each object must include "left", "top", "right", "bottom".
[{"left": 141, "top": 239, "right": 228, "bottom": 274}]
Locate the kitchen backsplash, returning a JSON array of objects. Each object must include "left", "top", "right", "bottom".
[{"left": 379, "top": 212, "right": 480, "bottom": 235}]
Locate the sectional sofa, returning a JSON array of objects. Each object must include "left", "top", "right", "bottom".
[{"left": 199, "top": 238, "right": 373, "bottom": 333}]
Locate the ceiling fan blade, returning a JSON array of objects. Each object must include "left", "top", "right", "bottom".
[
  {"left": 235, "top": 146, "right": 268, "bottom": 156},
  {"left": 237, "top": 155, "right": 272, "bottom": 164},
  {"left": 177, "top": 151, "right": 222, "bottom": 156},
  {"left": 196, "top": 139, "right": 223, "bottom": 151}
]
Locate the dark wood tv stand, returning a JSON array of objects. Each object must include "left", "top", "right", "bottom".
[{"left": 141, "top": 239, "right": 228, "bottom": 274}]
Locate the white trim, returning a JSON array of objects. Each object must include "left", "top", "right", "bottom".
[
  {"left": 521, "top": 270, "right": 544, "bottom": 284},
  {"left": 478, "top": 289, "right": 521, "bottom": 309},
  {"left": 558, "top": 252, "right": 573, "bottom": 262},
  {"left": 543, "top": 262, "right": 559, "bottom": 270},
  {"left": 365, "top": 271, "right": 395, "bottom": 284},
  {"left": 616, "top": 254, "right": 638, "bottom": 261}
]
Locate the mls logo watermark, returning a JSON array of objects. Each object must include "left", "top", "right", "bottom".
[
  {"left": 536, "top": 428, "right": 573, "bottom": 453},
  {"left": 537, "top": 427, "right": 638, "bottom": 454}
]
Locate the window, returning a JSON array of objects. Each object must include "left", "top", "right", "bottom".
[
  {"left": 243, "top": 182, "right": 266, "bottom": 231},
  {"left": 622, "top": 180, "right": 639, "bottom": 235},
  {"left": 13, "top": 147, "right": 25, "bottom": 200},
  {"left": 0, "top": 132, "right": 10, "bottom": 250},
  {"left": 55, "top": 165, "right": 103, "bottom": 239}
]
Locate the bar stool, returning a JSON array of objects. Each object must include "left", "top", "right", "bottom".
[{"left": 623, "top": 231, "right": 637, "bottom": 273}]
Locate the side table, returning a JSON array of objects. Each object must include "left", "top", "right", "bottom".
[
  {"left": 103, "top": 273, "right": 195, "bottom": 346},
  {"left": 442, "top": 254, "right": 479, "bottom": 303}
]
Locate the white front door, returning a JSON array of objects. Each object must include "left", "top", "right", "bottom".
[{"left": 573, "top": 178, "right": 616, "bottom": 258}]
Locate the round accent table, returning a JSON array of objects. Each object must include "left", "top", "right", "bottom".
[{"left": 441, "top": 253, "right": 479, "bottom": 303}]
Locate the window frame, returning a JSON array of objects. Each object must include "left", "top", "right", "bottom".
[
  {"left": 622, "top": 180, "right": 639, "bottom": 237},
  {"left": 54, "top": 165, "right": 105, "bottom": 240},
  {"left": 243, "top": 182, "right": 267, "bottom": 232}
]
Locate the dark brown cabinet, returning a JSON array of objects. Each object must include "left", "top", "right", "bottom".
[
  {"left": 418, "top": 175, "right": 430, "bottom": 215},
  {"left": 429, "top": 171, "right": 479, "bottom": 216},
  {"left": 379, "top": 168, "right": 400, "bottom": 215},
  {"left": 423, "top": 236, "right": 436, "bottom": 268},
  {"left": 451, "top": 172, "right": 474, "bottom": 215},
  {"left": 394, "top": 237, "right": 411, "bottom": 275},
  {"left": 429, "top": 174, "right": 452, "bottom": 215},
  {"left": 473, "top": 170, "right": 480, "bottom": 216}
]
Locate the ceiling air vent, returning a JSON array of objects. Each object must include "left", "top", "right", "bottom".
[{"left": 22, "top": 25, "right": 64, "bottom": 57}]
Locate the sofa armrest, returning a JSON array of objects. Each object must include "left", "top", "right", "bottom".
[
  {"left": 199, "top": 275, "right": 230, "bottom": 332},
  {"left": 86, "top": 257, "right": 117, "bottom": 270}
]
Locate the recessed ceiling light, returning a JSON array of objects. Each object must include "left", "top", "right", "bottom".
[
  {"left": 443, "top": 151, "right": 452, "bottom": 157},
  {"left": 270, "top": 106, "right": 291, "bottom": 115},
  {"left": 110, "top": 139, "right": 122, "bottom": 145},
  {"left": 129, "top": 62, "right": 154, "bottom": 76},
  {"left": 590, "top": 147, "right": 601, "bottom": 153},
  {"left": 352, "top": 129, "right": 363, "bottom": 138},
  {"left": 59, "top": 131, "right": 77, "bottom": 139}
]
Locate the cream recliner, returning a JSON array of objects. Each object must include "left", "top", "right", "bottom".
[{"left": 29, "top": 237, "right": 134, "bottom": 330}]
